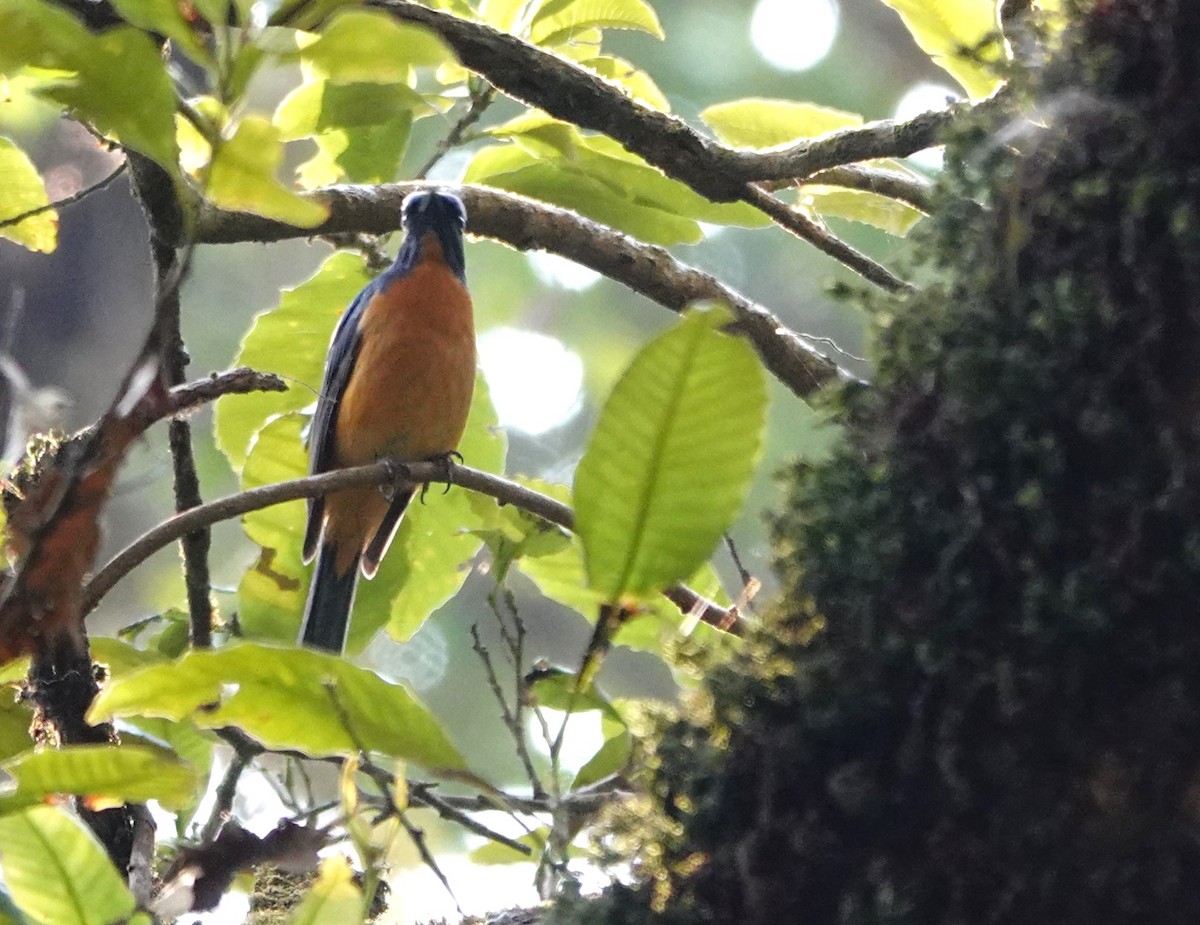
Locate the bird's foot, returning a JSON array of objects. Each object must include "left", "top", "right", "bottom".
[
  {"left": 418, "top": 451, "right": 462, "bottom": 503},
  {"left": 380, "top": 458, "right": 413, "bottom": 501}
]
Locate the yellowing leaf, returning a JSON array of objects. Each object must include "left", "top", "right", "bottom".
[
  {"left": 877, "top": 0, "right": 1005, "bottom": 99},
  {"left": 701, "top": 98, "right": 863, "bottom": 149},
  {"left": 206, "top": 116, "right": 328, "bottom": 227},
  {"left": 0, "top": 135, "right": 54, "bottom": 252},
  {"left": 289, "top": 856, "right": 362, "bottom": 925}
]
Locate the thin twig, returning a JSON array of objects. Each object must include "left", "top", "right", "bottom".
[
  {"left": 797, "top": 164, "right": 935, "bottom": 214},
  {"left": 472, "top": 621, "right": 545, "bottom": 798},
  {"left": 0, "top": 161, "right": 128, "bottom": 231},
  {"left": 199, "top": 747, "right": 255, "bottom": 843},
  {"left": 398, "top": 811, "right": 463, "bottom": 913},
  {"left": 83, "top": 460, "right": 743, "bottom": 636},
  {"left": 414, "top": 82, "right": 497, "bottom": 180},
  {"left": 741, "top": 184, "right": 913, "bottom": 293}
]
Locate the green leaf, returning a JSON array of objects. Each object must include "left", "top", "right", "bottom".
[
  {"left": 215, "top": 250, "right": 371, "bottom": 470},
  {"left": 701, "top": 98, "right": 863, "bottom": 149},
  {"left": 296, "top": 112, "right": 413, "bottom": 187},
  {"left": 877, "top": 0, "right": 1004, "bottom": 99},
  {"left": 206, "top": 115, "right": 329, "bottom": 227},
  {"left": 88, "top": 642, "right": 465, "bottom": 768},
  {"left": 274, "top": 79, "right": 431, "bottom": 139},
  {"left": 801, "top": 185, "right": 924, "bottom": 236},
  {"left": 529, "top": 0, "right": 664, "bottom": 46},
  {"left": 0, "top": 0, "right": 179, "bottom": 175},
  {"left": 469, "top": 826, "right": 547, "bottom": 865},
  {"left": 0, "top": 136, "right": 54, "bottom": 252},
  {"left": 299, "top": 10, "right": 450, "bottom": 83},
  {"left": 574, "top": 305, "right": 767, "bottom": 600},
  {"left": 0, "top": 688, "right": 32, "bottom": 764},
  {"left": 573, "top": 708, "right": 630, "bottom": 787},
  {"left": 106, "top": 0, "right": 211, "bottom": 63},
  {"left": 289, "top": 856, "right": 363, "bottom": 925},
  {"left": 580, "top": 55, "right": 669, "bottom": 112},
  {"left": 0, "top": 744, "right": 202, "bottom": 812},
  {"left": 0, "top": 806, "right": 135, "bottom": 925}
]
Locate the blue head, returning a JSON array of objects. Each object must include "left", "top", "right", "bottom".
[{"left": 395, "top": 189, "right": 468, "bottom": 282}]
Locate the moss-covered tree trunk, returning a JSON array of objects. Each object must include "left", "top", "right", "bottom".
[{"left": 563, "top": 2, "right": 1200, "bottom": 922}]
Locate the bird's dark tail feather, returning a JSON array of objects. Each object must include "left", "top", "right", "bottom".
[{"left": 300, "top": 540, "right": 359, "bottom": 653}]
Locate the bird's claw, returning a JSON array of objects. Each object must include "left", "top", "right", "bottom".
[{"left": 418, "top": 451, "right": 461, "bottom": 503}]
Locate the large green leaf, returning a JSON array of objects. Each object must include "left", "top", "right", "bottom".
[
  {"left": 573, "top": 305, "right": 767, "bottom": 600},
  {"left": 206, "top": 115, "right": 329, "bottom": 227},
  {"left": 529, "top": 0, "right": 664, "bottom": 46},
  {"left": 0, "top": 745, "right": 202, "bottom": 812},
  {"left": 275, "top": 79, "right": 431, "bottom": 140},
  {"left": 297, "top": 10, "right": 451, "bottom": 83},
  {"left": 0, "top": 1, "right": 179, "bottom": 175},
  {"left": 215, "top": 251, "right": 370, "bottom": 471},
  {"left": 0, "top": 806, "right": 135, "bottom": 925},
  {"left": 701, "top": 98, "right": 863, "bottom": 148},
  {"left": 88, "top": 643, "right": 465, "bottom": 768},
  {"left": 289, "top": 856, "right": 363, "bottom": 925},
  {"left": 877, "top": 0, "right": 1004, "bottom": 100},
  {"left": 0, "top": 136, "right": 54, "bottom": 252}
]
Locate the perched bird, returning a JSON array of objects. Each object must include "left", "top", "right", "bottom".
[{"left": 299, "top": 190, "right": 476, "bottom": 652}]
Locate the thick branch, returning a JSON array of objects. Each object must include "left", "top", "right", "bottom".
[
  {"left": 369, "top": 1, "right": 986, "bottom": 200},
  {"left": 196, "top": 185, "right": 850, "bottom": 400},
  {"left": 83, "top": 461, "right": 743, "bottom": 636}
]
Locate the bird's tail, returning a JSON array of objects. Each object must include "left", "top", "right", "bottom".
[{"left": 300, "top": 540, "right": 359, "bottom": 653}]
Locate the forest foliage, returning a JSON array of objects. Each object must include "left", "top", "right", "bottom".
[{"left": 0, "top": 0, "right": 1018, "bottom": 921}]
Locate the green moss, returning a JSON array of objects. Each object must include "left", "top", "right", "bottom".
[{"left": 562, "top": 1, "right": 1200, "bottom": 923}]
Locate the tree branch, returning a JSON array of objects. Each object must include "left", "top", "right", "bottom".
[
  {"left": 82, "top": 460, "right": 744, "bottom": 636},
  {"left": 195, "top": 184, "right": 851, "bottom": 400},
  {"left": 0, "top": 161, "right": 128, "bottom": 231},
  {"left": 741, "top": 185, "right": 914, "bottom": 294},
  {"left": 368, "top": 1, "right": 990, "bottom": 200}
]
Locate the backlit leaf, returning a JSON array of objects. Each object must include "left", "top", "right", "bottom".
[
  {"left": 801, "top": 185, "right": 924, "bottom": 236},
  {"left": 0, "top": 806, "right": 135, "bottom": 925},
  {"left": 289, "top": 856, "right": 362, "bottom": 925},
  {"left": 701, "top": 98, "right": 862, "bottom": 149},
  {"left": 877, "top": 0, "right": 1004, "bottom": 99},
  {"left": 0, "top": 136, "right": 54, "bottom": 252},
  {"left": 529, "top": 0, "right": 664, "bottom": 45},
  {"left": 0, "top": 744, "right": 201, "bottom": 812},
  {"left": 299, "top": 11, "right": 450, "bottom": 83},
  {"left": 215, "top": 250, "right": 370, "bottom": 471},
  {"left": 88, "top": 643, "right": 464, "bottom": 768},
  {"left": 206, "top": 116, "right": 329, "bottom": 227},
  {"left": 574, "top": 305, "right": 767, "bottom": 600}
]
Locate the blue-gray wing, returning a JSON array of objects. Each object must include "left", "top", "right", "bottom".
[{"left": 301, "top": 285, "right": 373, "bottom": 563}]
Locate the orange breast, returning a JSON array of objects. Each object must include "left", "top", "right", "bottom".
[{"left": 334, "top": 253, "right": 476, "bottom": 469}]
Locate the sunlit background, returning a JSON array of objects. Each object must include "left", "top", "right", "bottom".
[{"left": 0, "top": 0, "right": 957, "bottom": 920}]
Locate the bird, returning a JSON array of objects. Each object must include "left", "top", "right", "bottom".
[
  {"left": 0, "top": 353, "right": 73, "bottom": 466},
  {"left": 299, "top": 189, "right": 476, "bottom": 653}
]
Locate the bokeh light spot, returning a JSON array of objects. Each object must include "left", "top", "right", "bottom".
[
  {"left": 527, "top": 251, "right": 601, "bottom": 291},
  {"left": 750, "top": 0, "right": 840, "bottom": 73},
  {"left": 894, "top": 82, "right": 963, "bottom": 170},
  {"left": 478, "top": 327, "right": 584, "bottom": 435}
]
